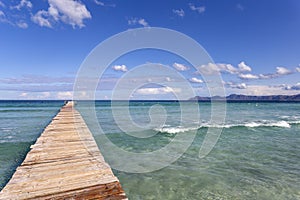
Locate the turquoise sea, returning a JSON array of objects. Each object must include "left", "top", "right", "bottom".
[{"left": 0, "top": 101, "right": 299, "bottom": 199}]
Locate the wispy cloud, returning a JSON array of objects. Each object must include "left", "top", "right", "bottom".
[
  {"left": 16, "top": 21, "right": 28, "bottom": 29},
  {"left": 0, "top": 8, "right": 29, "bottom": 28},
  {"left": 189, "top": 3, "right": 205, "bottom": 13},
  {"left": 128, "top": 17, "right": 149, "bottom": 27},
  {"left": 0, "top": 83, "right": 73, "bottom": 92},
  {"left": 20, "top": 92, "right": 28, "bottom": 97},
  {"left": 236, "top": 3, "right": 244, "bottom": 11},
  {"left": 284, "top": 83, "right": 300, "bottom": 91},
  {"left": 256, "top": 67, "right": 293, "bottom": 79},
  {"left": 238, "top": 73, "right": 259, "bottom": 80},
  {"left": 173, "top": 63, "right": 189, "bottom": 71},
  {"left": 197, "top": 62, "right": 295, "bottom": 82},
  {"left": 112, "top": 65, "right": 128, "bottom": 72},
  {"left": 31, "top": 10, "right": 52, "bottom": 28},
  {"left": 0, "top": 75, "right": 74, "bottom": 84},
  {"left": 0, "top": 10, "right": 4, "bottom": 18},
  {"left": 197, "top": 62, "right": 251, "bottom": 75},
  {"left": 189, "top": 77, "right": 203, "bottom": 83},
  {"left": 173, "top": 9, "right": 185, "bottom": 17},
  {"left": 165, "top": 77, "right": 171, "bottom": 82},
  {"left": 296, "top": 67, "right": 300, "bottom": 72},
  {"left": 225, "top": 84, "right": 299, "bottom": 96},
  {"left": 225, "top": 82, "right": 247, "bottom": 89},
  {"left": 17, "top": 91, "right": 72, "bottom": 100},
  {"left": 0, "top": 1, "right": 31, "bottom": 28},
  {"left": 94, "top": 0, "right": 104, "bottom": 6},
  {"left": 0, "top": 1, "right": 5, "bottom": 8},
  {"left": 136, "top": 86, "right": 180, "bottom": 95},
  {"left": 32, "top": 0, "right": 91, "bottom": 28},
  {"left": 94, "top": 0, "right": 115, "bottom": 7},
  {"left": 0, "top": 10, "right": 11, "bottom": 25},
  {"left": 57, "top": 91, "right": 73, "bottom": 99},
  {"left": 10, "top": 0, "right": 32, "bottom": 10}
]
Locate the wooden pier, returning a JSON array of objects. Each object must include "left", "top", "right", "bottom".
[{"left": 0, "top": 101, "right": 127, "bottom": 200}]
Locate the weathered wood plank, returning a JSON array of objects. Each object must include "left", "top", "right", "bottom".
[{"left": 0, "top": 101, "right": 127, "bottom": 200}]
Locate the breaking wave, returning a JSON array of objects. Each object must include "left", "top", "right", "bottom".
[{"left": 154, "top": 120, "right": 299, "bottom": 134}]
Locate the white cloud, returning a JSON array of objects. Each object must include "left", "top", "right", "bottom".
[
  {"left": 225, "top": 84, "right": 298, "bottom": 96},
  {"left": 173, "top": 9, "right": 185, "bottom": 17},
  {"left": 189, "top": 3, "right": 205, "bottom": 13},
  {"left": 284, "top": 83, "right": 300, "bottom": 91},
  {"left": 10, "top": 0, "right": 32, "bottom": 10},
  {"left": 238, "top": 73, "right": 259, "bottom": 80},
  {"left": 276, "top": 67, "right": 292, "bottom": 75},
  {"left": 20, "top": 92, "right": 28, "bottom": 97},
  {"left": 238, "top": 61, "right": 252, "bottom": 72},
  {"left": 49, "top": 0, "right": 91, "bottom": 28},
  {"left": 136, "top": 87, "right": 180, "bottom": 95},
  {"left": 173, "top": 62, "right": 189, "bottom": 71},
  {"left": 236, "top": 83, "right": 247, "bottom": 89},
  {"left": 258, "top": 73, "right": 275, "bottom": 79},
  {"left": 112, "top": 65, "right": 127, "bottom": 72},
  {"left": 225, "top": 82, "right": 247, "bottom": 89},
  {"left": 57, "top": 91, "right": 73, "bottom": 99},
  {"left": 16, "top": 21, "right": 28, "bottom": 29},
  {"left": 238, "top": 66, "right": 293, "bottom": 80},
  {"left": 48, "top": 4, "right": 59, "bottom": 21},
  {"left": 31, "top": 10, "right": 52, "bottom": 28},
  {"left": 128, "top": 17, "right": 149, "bottom": 27},
  {"left": 222, "top": 64, "right": 239, "bottom": 74},
  {"left": 138, "top": 18, "right": 148, "bottom": 27},
  {"left": 197, "top": 63, "right": 239, "bottom": 75},
  {"left": 198, "top": 63, "right": 294, "bottom": 81},
  {"left": 0, "top": 10, "right": 4, "bottom": 17},
  {"left": 296, "top": 67, "right": 300, "bottom": 73},
  {"left": 32, "top": 0, "right": 91, "bottom": 28},
  {"left": 165, "top": 77, "right": 171, "bottom": 82},
  {"left": 197, "top": 63, "right": 219, "bottom": 75},
  {"left": 256, "top": 67, "right": 292, "bottom": 79},
  {"left": 189, "top": 77, "right": 203, "bottom": 83}
]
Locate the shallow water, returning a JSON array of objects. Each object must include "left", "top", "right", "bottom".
[
  {"left": 0, "top": 101, "right": 63, "bottom": 187},
  {"left": 0, "top": 101, "right": 299, "bottom": 199}
]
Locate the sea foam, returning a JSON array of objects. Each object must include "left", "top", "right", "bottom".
[{"left": 155, "top": 120, "right": 295, "bottom": 134}]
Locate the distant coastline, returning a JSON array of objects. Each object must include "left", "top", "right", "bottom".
[{"left": 189, "top": 94, "right": 300, "bottom": 102}]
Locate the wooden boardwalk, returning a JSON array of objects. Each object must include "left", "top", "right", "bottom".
[{"left": 0, "top": 101, "right": 127, "bottom": 200}]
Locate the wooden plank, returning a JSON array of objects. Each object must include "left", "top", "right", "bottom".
[{"left": 0, "top": 101, "right": 127, "bottom": 200}]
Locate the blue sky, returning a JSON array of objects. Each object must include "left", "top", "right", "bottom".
[{"left": 0, "top": 0, "right": 300, "bottom": 99}]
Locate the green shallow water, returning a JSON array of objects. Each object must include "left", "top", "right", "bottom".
[{"left": 110, "top": 126, "right": 300, "bottom": 200}]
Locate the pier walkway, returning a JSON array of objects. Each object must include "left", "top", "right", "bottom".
[{"left": 0, "top": 101, "right": 127, "bottom": 199}]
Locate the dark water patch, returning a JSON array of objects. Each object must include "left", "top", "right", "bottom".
[{"left": 0, "top": 142, "right": 33, "bottom": 190}]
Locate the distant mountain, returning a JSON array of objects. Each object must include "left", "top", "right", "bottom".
[{"left": 189, "top": 94, "right": 300, "bottom": 102}]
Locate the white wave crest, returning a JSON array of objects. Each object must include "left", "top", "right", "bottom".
[
  {"left": 155, "top": 120, "right": 295, "bottom": 134},
  {"left": 245, "top": 121, "right": 290, "bottom": 128},
  {"left": 154, "top": 126, "right": 198, "bottom": 134}
]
